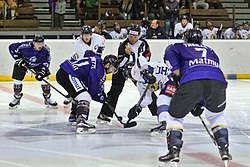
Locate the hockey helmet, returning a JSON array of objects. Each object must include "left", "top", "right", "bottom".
[
  {"left": 232, "top": 22, "right": 240, "bottom": 32},
  {"left": 33, "top": 34, "right": 44, "bottom": 42},
  {"left": 122, "top": 61, "right": 135, "bottom": 80},
  {"left": 242, "top": 20, "right": 249, "bottom": 26},
  {"left": 81, "top": 25, "right": 92, "bottom": 35},
  {"left": 127, "top": 24, "right": 140, "bottom": 36},
  {"left": 103, "top": 54, "right": 119, "bottom": 68},
  {"left": 184, "top": 28, "right": 203, "bottom": 44},
  {"left": 180, "top": 14, "right": 189, "bottom": 20}
]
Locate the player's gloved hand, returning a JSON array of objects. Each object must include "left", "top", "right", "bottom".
[
  {"left": 127, "top": 104, "right": 142, "bottom": 120},
  {"left": 15, "top": 58, "right": 25, "bottom": 67},
  {"left": 141, "top": 69, "right": 156, "bottom": 84},
  {"left": 149, "top": 83, "right": 159, "bottom": 92},
  {"left": 35, "top": 70, "right": 46, "bottom": 81},
  {"left": 190, "top": 103, "right": 205, "bottom": 117}
]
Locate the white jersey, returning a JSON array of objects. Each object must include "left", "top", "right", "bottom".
[
  {"left": 224, "top": 28, "right": 242, "bottom": 39},
  {"left": 109, "top": 29, "right": 127, "bottom": 39},
  {"left": 174, "top": 23, "right": 193, "bottom": 37},
  {"left": 202, "top": 27, "right": 219, "bottom": 39},
  {"left": 240, "top": 29, "right": 250, "bottom": 39},
  {"left": 131, "top": 61, "right": 172, "bottom": 108},
  {"left": 140, "top": 26, "right": 147, "bottom": 38},
  {"left": 72, "top": 33, "right": 106, "bottom": 59}
]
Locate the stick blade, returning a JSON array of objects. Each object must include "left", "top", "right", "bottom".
[{"left": 124, "top": 121, "right": 137, "bottom": 128}]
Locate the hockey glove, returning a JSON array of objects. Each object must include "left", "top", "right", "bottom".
[
  {"left": 128, "top": 104, "right": 142, "bottom": 120},
  {"left": 35, "top": 70, "right": 46, "bottom": 81},
  {"left": 15, "top": 58, "right": 25, "bottom": 67},
  {"left": 190, "top": 103, "right": 205, "bottom": 117},
  {"left": 141, "top": 69, "right": 156, "bottom": 84}
]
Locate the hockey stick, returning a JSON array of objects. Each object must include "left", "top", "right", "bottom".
[
  {"left": 23, "top": 65, "right": 68, "bottom": 98},
  {"left": 198, "top": 115, "right": 217, "bottom": 146},
  {"left": 105, "top": 101, "right": 137, "bottom": 128},
  {"left": 125, "top": 84, "right": 150, "bottom": 126}
]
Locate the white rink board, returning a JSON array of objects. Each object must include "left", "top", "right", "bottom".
[{"left": 0, "top": 39, "right": 250, "bottom": 76}]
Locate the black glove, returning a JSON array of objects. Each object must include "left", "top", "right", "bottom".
[
  {"left": 141, "top": 69, "right": 156, "bottom": 84},
  {"left": 127, "top": 104, "right": 142, "bottom": 120},
  {"left": 172, "top": 73, "right": 180, "bottom": 87},
  {"left": 190, "top": 103, "right": 205, "bottom": 117},
  {"left": 15, "top": 58, "right": 25, "bottom": 67},
  {"left": 35, "top": 70, "right": 46, "bottom": 81}
]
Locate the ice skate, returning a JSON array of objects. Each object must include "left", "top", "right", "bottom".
[
  {"left": 76, "top": 114, "right": 96, "bottom": 134},
  {"left": 68, "top": 113, "right": 77, "bottom": 126},
  {"left": 150, "top": 121, "right": 167, "bottom": 136},
  {"left": 158, "top": 146, "right": 180, "bottom": 167},
  {"left": 9, "top": 93, "right": 23, "bottom": 109},
  {"left": 63, "top": 97, "right": 73, "bottom": 108},
  {"left": 218, "top": 144, "right": 232, "bottom": 167},
  {"left": 96, "top": 114, "right": 111, "bottom": 126},
  {"left": 43, "top": 93, "right": 58, "bottom": 108}
]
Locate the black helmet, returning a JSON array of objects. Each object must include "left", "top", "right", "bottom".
[
  {"left": 180, "top": 14, "right": 189, "bottom": 20},
  {"left": 97, "top": 20, "right": 106, "bottom": 25},
  {"left": 242, "top": 20, "right": 249, "bottom": 26},
  {"left": 232, "top": 22, "right": 240, "bottom": 32},
  {"left": 184, "top": 28, "right": 203, "bottom": 44},
  {"left": 127, "top": 24, "right": 140, "bottom": 36},
  {"left": 122, "top": 61, "right": 135, "bottom": 80},
  {"left": 103, "top": 54, "right": 119, "bottom": 68},
  {"left": 33, "top": 34, "right": 44, "bottom": 42},
  {"left": 81, "top": 25, "right": 92, "bottom": 35}
]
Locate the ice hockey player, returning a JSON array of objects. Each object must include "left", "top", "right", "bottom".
[
  {"left": 56, "top": 52, "right": 119, "bottom": 133},
  {"left": 158, "top": 28, "right": 232, "bottom": 166},
  {"left": 123, "top": 60, "right": 176, "bottom": 136},
  {"left": 8, "top": 34, "right": 58, "bottom": 109},
  {"left": 63, "top": 25, "right": 106, "bottom": 106},
  {"left": 96, "top": 24, "right": 158, "bottom": 126}
]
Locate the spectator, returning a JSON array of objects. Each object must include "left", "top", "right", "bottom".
[
  {"left": 93, "top": 22, "right": 112, "bottom": 39},
  {"left": 240, "top": 20, "right": 250, "bottom": 39},
  {"left": 224, "top": 22, "right": 242, "bottom": 39},
  {"left": 109, "top": 22, "right": 127, "bottom": 39},
  {"left": 146, "top": 19, "right": 166, "bottom": 39},
  {"left": 0, "top": 0, "right": 7, "bottom": 19},
  {"left": 140, "top": 17, "right": 151, "bottom": 38},
  {"left": 192, "top": 0, "right": 209, "bottom": 9},
  {"left": 130, "top": 0, "right": 145, "bottom": 20},
  {"left": 206, "top": 0, "right": 223, "bottom": 9},
  {"left": 164, "top": 0, "right": 179, "bottom": 39},
  {"left": 54, "top": 0, "right": 66, "bottom": 29},
  {"left": 85, "top": 0, "right": 98, "bottom": 19},
  {"left": 119, "top": 0, "right": 133, "bottom": 20},
  {"left": 179, "top": 0, "right": 191, "bottom": 9},
  {"left": 148, "top": 0, "right": 164, "bottom": 20},
  {"left": 7, "top": 0, "right": 18, "bottom": 20},
  {"left": 202, "top": 20, "right": 221, "bottom": 39},
  {"left": 174, "top": 15, "right": 193, "bottom": 39}
]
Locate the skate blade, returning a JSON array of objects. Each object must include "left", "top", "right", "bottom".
[
  {"left": 150, "top": 130, "right": 167, "bottom": 137},
  {"left": 96, "top": 120, "right": 110, "bottom": 126},
  {"left": 9, "top": 106, "right": 19, "bottom": 110},
  {"left": 224, "top": 160, "right": 229, "bottom": 167},
  {"left": 76, "top": 127, "right": 96, "bottom": 134},
  {"left": 159, "top": 161, "right": 178, "bottom": 167},
  {"left": 63, "top": 104, "right": 70, "bottom": 108},
  {"left": 68, "top": 122, "right": 77, "bottom": 126},
  {"left": 45, "top": 105, "right": 58, "bottom": 109}
]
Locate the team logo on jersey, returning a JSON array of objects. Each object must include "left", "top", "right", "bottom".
[
  {"left": 165, "top": 85, "right": 176, "bottom": 96},
  {"left": 29, "top": 56, "right": 37, "bottom": 62}
]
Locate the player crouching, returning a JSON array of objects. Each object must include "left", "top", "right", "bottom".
[{"left": 56, "top": 51, "right": 119, "bottom": 134}]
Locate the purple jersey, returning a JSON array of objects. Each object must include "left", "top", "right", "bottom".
[
  {"left": 9, "top": 41, "right": 51, "bottom": 70},
  {"left": 164, "top": 42, "right": 227, "bottom": 85},
  {"left": 60, "top": 56, "right": 106, "bottom": 103}
]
